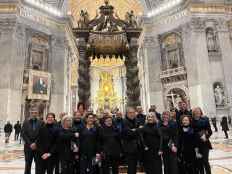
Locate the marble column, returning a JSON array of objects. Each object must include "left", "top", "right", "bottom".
[
  {"left": 125, "top": 38, "right": 141, "bottom": 108},
  {"left": 216, "top": 19, "right": 232, "bottom": 114},
  {"left": 182, "top": 18, "right": 216, "bottom": 115},
  {"left": 50, "top": 35, "right": 66, "bottom": 115},
  {"left": 143, "top": 35, "right": 165, "bottom": 112},
  {"left": 77, "top": 38, "right": 91, "bottom": 107}
]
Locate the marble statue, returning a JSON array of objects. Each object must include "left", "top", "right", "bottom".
[
  {"left": 206, "top": 28, "right": 218, "bottom": 52},
  {"left": 214, "top": 85, "right": 224, "bottom": 106},
  {"left": 169, "top": 50, "right": 179, "bottom": 68},
  {"left": 77, "top": 10, "right": 89, "bottom": 28},
  {"left": 125, "top": 10, "right": 137, "bottom": 28}
]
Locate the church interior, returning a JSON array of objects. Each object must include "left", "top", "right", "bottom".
[{"left": 1, "top": 0, "right": 232, "bottom": 173}]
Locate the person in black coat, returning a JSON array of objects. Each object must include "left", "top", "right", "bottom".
[
  {"left": 73, "top": 111, "right": 85, "bottom": 133},
  {"left": 192, "top": 107, "right": 212, "bottom": 174},
  {"left": 113, "top": 111, "right": 124, "bottom": 133},
  {"left": 36, "top": 113, "right": 60, "bottom": 174},
  {"left": 79, "top": 113, "right": 100, "bottom": 174},
  {"left": 57, "top": 116, "right": 79, "bottom": 174},
  {"left": 148, "top": 105, "right": 161, "bottom": 121},
  {"left": 122, "top": 107, "right": 140, "bottom": 174},
  {"left": 4, "top": 121, "right": 13, "bottom": 143},
  {"left": 160, "top": 111, "right": 179, "bottom": 174},
  {"left": 136, "top": 106, "right": 146, "bottom": 127},
  {"left": 21, "top": 109, "right": 44, "bottom": 174},
  {"left": 178, "top": 115, "right": 201, "bottom": 174},
  {"left": 221, "top": 116, "right": 229, "bottom": 139},
  {"left": 14, "top": 121, "right": 21, "bottom": 141},
  {"left": 211, "top": 117, "right": 218, "bottom": 132},
  {"left": 98, "top": 116, "right": 122, "bottom": 174},
  {"left": 138, "top": 112, "right": 162, "bottom": 174},
  {"left": 175, "top": 101, "right": 192, "bottom": 126}
]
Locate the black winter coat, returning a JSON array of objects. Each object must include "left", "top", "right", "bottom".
[
  {"left": 98, "top": 126, "right": 122, "bottom": 158},
  {"left": 138, "top": 123, "right": 162, "bottom": 153},
  {"left": 4, "top": 123, "right": 13, "bottom": 133},
  {"left": 79, "top": 126, "right": 99, "bottom": 159},
  {"left": 178, "top": 127, "right": 198, "bottom": 164},
  {"left": 160, "top": 123, "right": 178, "bottom": 152},
  {"left": 21, "top": 118, "right": 43, "bottom": 146},
  {"left": 122, "top": 117, "right": 140, "bottom": 154},
  {"left": 57, "top": 128, "right": 78, "bottom": 162},
  {"left": 36, "top": 123, "right": 60, "bottom": 156},
  {"left": 192, "top": 116, "right": 213, "bottom": 149}
]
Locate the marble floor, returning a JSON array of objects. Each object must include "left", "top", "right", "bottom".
[{"left": 0, "top": 130, "right": 232, "bottom": 174}]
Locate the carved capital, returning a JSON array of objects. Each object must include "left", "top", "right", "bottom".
[
  {"left": 51, "top": 36, "right": 66, "bottom": 48},
  {"left": 190, "top": 17, "right": 206, "bottom": 32},
  {"left": 0, "top": 18, "right": 16, "bottom": 33},
  {"left": 143, "top": 35, "right": 159, "bottom": 47},
  {"left": 215, "top": 18, "right": 229, "bottom": 32}
]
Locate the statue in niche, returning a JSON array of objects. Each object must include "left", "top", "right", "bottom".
[
  {"left": 77, "top": 10, "right": 89, "bottom": 28},
  {"left": 168, "top": 49, "right": 179, "bottom": 68},
  {"left": 214, "top": 84, "right": 225, "bottom": 106},
  {"left": 206, "top": 28, "right": 218, "bottom": 52},
  {"left": 125, "top": 10, "right": 137, "bottom": 28}
]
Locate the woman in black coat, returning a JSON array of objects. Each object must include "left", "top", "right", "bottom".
[
  {"left": 79, "top": 113, "right": 100, "bottom": 174},
  {"left": 57, "top": 116, "right": 79, "bottom": 174},
  {"left": 178, "top": 115, "right": 200, "bottom": 174},
  {"left": 192, "top": 107, "right": 212, "bottom": 174},
  {"left": 138, "top": 112, "right": 162, "bottom": 174},
  {"left": 98, "top": 116, "right": 122, "bottom": 174},
  {"left": 160, "top": 111, "right": 179, "bottom": 174}
]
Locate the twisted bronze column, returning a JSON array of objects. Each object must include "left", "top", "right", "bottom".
[
  {"left": 77, "top": 38, "right": 91, "bottom": 107},
  {"left": 125, "top": 38, "right": 141, "bottom": 108}
]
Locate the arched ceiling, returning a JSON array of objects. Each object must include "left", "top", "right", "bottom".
[{"left": 69, "top": 0, "right": 144, "bottom": 22}]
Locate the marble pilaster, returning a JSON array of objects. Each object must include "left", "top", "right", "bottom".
[
  {"left": 182, "top": 18, "right": 216, "bottom": 115},
  {"left": 143, "top": 35, "right": 165, "bottom": 112},
  {"left": 49, "top": 35, "right": 66, "bottom": 115},
  {"left": 0, "top": 21, "right": 27, "bottom": 122},
  {"left": 216, "top": 19, "right": 232, "bottom": 114}
]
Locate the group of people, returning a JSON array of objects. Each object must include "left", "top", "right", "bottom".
[
  {"left": 4, "top": 120, "right": 21, "bottom": 143},
  {"left": 21, "top": 101, "right": 213, "bottom": 174}
]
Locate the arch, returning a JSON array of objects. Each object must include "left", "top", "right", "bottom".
[{"left": 165, "top": 87, "right": 189, "bottom": 110}]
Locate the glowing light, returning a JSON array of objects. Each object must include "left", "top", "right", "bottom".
[
  {"left": 147, "top": 0, "right": 183, "bottom": 18},
  {"left": 24, "top": 0, "right": 63, "bottom": 17}
]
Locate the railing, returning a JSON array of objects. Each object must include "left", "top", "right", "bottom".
[{"left": 160, "top": 66, "right": 187, "bottom": 79}]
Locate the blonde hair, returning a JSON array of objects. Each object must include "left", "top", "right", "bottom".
[
  {"left": 192, "top": 107, "right": 203, "bottom": 118},
  {"left": 146, "top": 112, "right": 158, "bottom": 123}
]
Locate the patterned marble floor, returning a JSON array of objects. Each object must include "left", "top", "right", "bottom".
[{"left": 1, "top": 130, "right": 232, "bottom": 174}]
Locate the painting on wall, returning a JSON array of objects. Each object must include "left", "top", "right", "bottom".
[{"left": 28, "top": 70, "right": 51, "bottom": 100}]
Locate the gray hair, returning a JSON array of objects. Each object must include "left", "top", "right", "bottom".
[{"left": 61, "top": 115, "right": 73, "bottom": 127}]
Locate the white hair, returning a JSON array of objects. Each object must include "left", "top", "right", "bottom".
[{"left": 61, "top": 116, "right": 73, "bottom": 127}]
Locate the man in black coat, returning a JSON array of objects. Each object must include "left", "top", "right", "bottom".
[
  {"left": 14, "top": 121, "right": 22, "bottom": 141},
  {"left": 4, "top": 121, "right": 13, "bottom": 143},
  {"left": 175, "top": 101, "right": 192, "bottom": 126},
  {"left": 36, "top": 113, "right": 60, "bottom": 174},
  {"left": 136, "top": 106, "right": 146, "bottom": 127},
  {"left": 122, "top": 107, "right": 140, "bottom": 174},
  {"left": 21, "top": 108, "right": 43, "bottom": 174}
]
